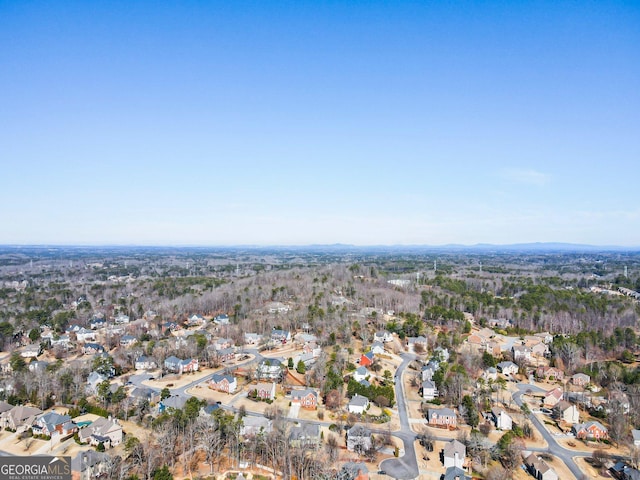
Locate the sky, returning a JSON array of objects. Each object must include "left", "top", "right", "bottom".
[{"left": 1, "top": 1, "right": 639, "bottom": 246}]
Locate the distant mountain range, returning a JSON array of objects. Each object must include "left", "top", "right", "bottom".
[
  {"left": 281, "top": 242, "right": 640, "bottom": 253},
  {"left": 2, "top": 242, "right": 638, "bottom": 254}
]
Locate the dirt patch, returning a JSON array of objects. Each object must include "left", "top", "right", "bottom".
[{"left": 575, "top": 455, "right": 609, "bottom": 478}]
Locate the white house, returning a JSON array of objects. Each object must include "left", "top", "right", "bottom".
[
  {"left": 346, "top": 425, "right": 372, "bottom": 452},
  {"left": 244, "top": 333, "right": 262, "bottom": 345},
  {"left": 422, "top": 380, "right": 438, "bottom": 401},
  {"left": 267, "top": 302, "right": 290, "bottom": 314},
  {"left": 213, "top": 314, "right": 229, "bottom": 325},
  {"left": 270, "top": 329, "right": 291, "bottom": 344},
  {"left": 483, "top": 367, "right": 498, "bottom": 381},
  {"left": 89, "top": 317, "right": 107, "bottom": 329},
  {"left": 422, "top": 361, "right": 439, "bottom": 382},
  {"left": 119, "top": 335, "right": 137, "bottom": 347},
  {"left": 51, "top": 335, "right": 71, "bottom": 348},
  {"left": 497, "top": 361, "right": 518, "bottom": 376},
  {"left": 512, "top": 344, "right": 532, "bottom": 363},
  {"left": 348, "top": 394, "right": 370, "bottom": 414},
  {"left": 20, "top": 344, "right": 41, "bottom": 358},
  {"left": 76, "top": 328, "right": 96, "bottom": 342},
  {"left": 256, "top": 359, "right": 284, "bottom": 380},
  {"left": 374, "top": 331, "right": 393, "bottom": 343},
  {"left": 491, "top": 408, "right": 512, "bottom": 430},
  {"left": 134, "top": 356, "right": 157, "bottom": 370},
  {"left": 443, "top": 439, "right": 466, "bottom": 469},
  {"left": 370, "top": 341, "right": 385, "bottom": 355},
  {"left": 434, "top": 347, "right": 450, "bottom": 362},
  {"left": 353, "top": 366, "right": 369, "bottom": 382},
  {"left": 164, "top": 356, "right": 199, "bottom": 374},
  {"left": 240, "top": 416, "right": 272, "bottom": 437},
  {"left": 556, "top": 401, "right": 580, "bottom": 425},
  {"left": 86, "top": 372, "right": 107, "bottom": 395}
]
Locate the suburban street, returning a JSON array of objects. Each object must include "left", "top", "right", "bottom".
[
  {"left": 512, "top": 383, "right": 591, "bottom": 479},
  {"left": 128, "top": 349, "right": 599, "bottom": 480},
  {"left": 380, "top": 353, "right": 420, "bottom": 480}
]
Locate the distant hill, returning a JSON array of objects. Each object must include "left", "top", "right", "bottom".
[{"left": 1, "top": 242, "right": 638, "bottom": 256}]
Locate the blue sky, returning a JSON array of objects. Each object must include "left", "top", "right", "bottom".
[{"left": 1, "top": 1, "right": 639, "bottom": 246}]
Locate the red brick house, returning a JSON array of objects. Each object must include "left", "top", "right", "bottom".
[
  {"left": 573, "top": 421, "right": 608, "bottom": 440},
  {"left": 291, "top": 389, "right": 318, "bottom": 410},
  {"left": 427, "top": 408, "right": 457, "bottom": 428},
  {"left": 209, "top": 374, "right": 238, "bottom": 394},
  {"left": 536, "top": 366, "right": 564, "bottom": 381},
  {"left": 253, "top": 382, "right": 276, "bottom": 401}
]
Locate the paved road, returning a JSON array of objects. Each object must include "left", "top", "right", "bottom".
[
  {"left": 128, "top": 349, "right": 263, "bottom": 397},
  {"left": 129, "top": 349, "right": 596, "bottom": 480},
  {"left": 379, "top": 353, "right": 420, "bottom": 480},
  {"left": 512, "top": 383, "right": 590, "bottom": 479}
]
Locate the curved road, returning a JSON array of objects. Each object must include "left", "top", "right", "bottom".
[
  {"left": 130, "top": 350, "right": 596, "bottom": 480},
  {"left": 380, "top": 353, "right": 420, "bottom": 480},
  {"left": 512, "top": 383, "right": 590, "bottom": 479}
]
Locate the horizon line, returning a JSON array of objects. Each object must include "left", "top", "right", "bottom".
[{"left": 1, "top": 241, "right": 640, "bottom": 251}]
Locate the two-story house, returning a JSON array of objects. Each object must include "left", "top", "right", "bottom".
[
  {"left": 491, "top": 407, "right": 513, "bottom": 430},
  {"left": 32, "top": 411, "right": 76, "bottom": 438},
  {"left": 164, "top": 356, "right": 199, "bottom": 374},
  {"left": 77, "top": 417, "right": 123, "bottom": 447},
  {"left": 422, "top": 380, "right": 438, "bottom": 401},
  {"left": 348, "top": 394, "right": 369, "bottom": 414},
  {"left": 443, "top": 439, "right": 466, "bottom": 469},
  {"left": 209, "top": 374, "right": 238, "bottom": 394},
  {"left": 573, "top": 421, "right": 608, "bottom": 440},
  {"left": 291, "top": 389, "right": 318, "bottom": 410},
  {"left": 289, "top": 423, "right": 321, "bottom": 449},
  {"left": 525, "top": 453, "right": 558, "bottom": 480},
  {"left": 428, "top": 408, "right": 457, "bottom": 428},
  {"left": 134, "top": 356, "right": 157, "bottom": 370},
  {"left": 346, "top": 425, "right": 372, "bottom": 453},
  {"left": 251, "top": 382, "right": 276, "bottom": 401}
]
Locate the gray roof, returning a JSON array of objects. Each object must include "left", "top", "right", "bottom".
[
  {"left": 347, "top": 425, "right": 371, "bottom": 438},
  {"left": 428, "top": 407, "right": 456, "bottom": 419},
  {"left": 130, "top": 387, "right": 156, "bottom": 399},
  {"left": 443, "top": 466, "right": 470, "bottom": 480},
  {"left": 161, "top": 395, "right": 187, "bottom": 410},
  {"left": 289, "top": 423, "right": 320, "bottom": 440},
  {"left": 349, "top": 394, "right": 369, "bottom": 407},
  {"left": 211, "top": 374, "right": 235, "bottom": 384},
  {"left": 0, "top": 401, "right": 13, "bottom": 413},
  {"left": 291, "top": 389, "right": 317, "bottom": 400},
  {"left": 443, "top": 439, "right": 466, "bottom": 459},
  {"left": 422, "top": 380, "right": 436, "bottom": 390},
  {"left": 38, "top": 411, "right": 71, "bottom": 428},
  {"left": 497, "top": 361, "right": 517, "bottom": 371},
  {"left": 71, "top": 450, "right": 109, "bottom": 473}
]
